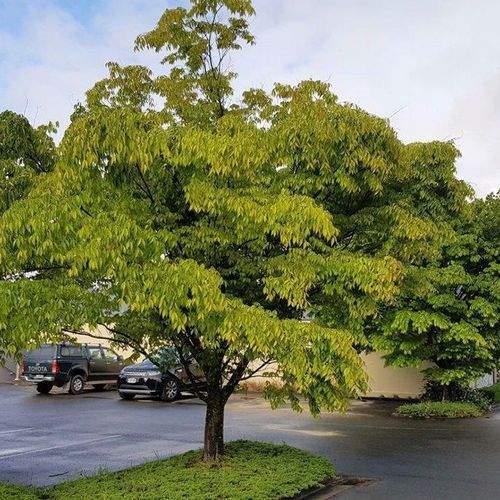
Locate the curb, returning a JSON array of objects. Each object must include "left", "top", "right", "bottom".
[{"left": 295, "top": 476, "right": 378, "bottom": 499}]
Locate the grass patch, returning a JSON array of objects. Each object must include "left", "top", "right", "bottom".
[
  {"left": 0, "top": 482, "right": 39, "bottom": 500},
  {"left": 480, "top": 382, "right": 500, "bottom": 403},
  {"left": 0, "top": 440, "right": 335, "bottom": 500},
  {"left": 395, "top": 401, "right": 483, "bottom": 419}
]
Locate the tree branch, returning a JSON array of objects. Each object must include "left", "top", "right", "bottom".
[
  {"left": 95, "top": 323, "right": 154, "bottom": 357},
  {"left": 80, "top": 206, "right": 94, "bottom": 218},
  {"left": 63, "top": 327, "right": 128, "bottom": 350},
  {"left": 25, "top": 153, "right": 48, "bottom": 173},
  {"left": 223, "top": 354, "right": 250, "bottom": 400},
  {"left": 238, "top": 359, "right": 275, "bottom": 382},
  {"left": 233, "top": 237, "right": 259, "bottom": 250},
  {"left": 135, "top": 163, "right": 155, "bottom": 206},
  {"left": 172, "top": 333, "right": 208, "bottom": 402}
]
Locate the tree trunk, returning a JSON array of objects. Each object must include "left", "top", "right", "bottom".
[
  {"left": 203, "top": 391, "right": 226, "bottom": 461},
  {"left": 200, "top": 349, "right": 248, "bottom": 461}
]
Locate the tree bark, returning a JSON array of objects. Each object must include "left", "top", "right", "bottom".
[
  {"left": 201, "top": 350, "right": 249, "bottom": 461},
  {"left": 203, "top": 390, "right": 225, "bottom": 461}
]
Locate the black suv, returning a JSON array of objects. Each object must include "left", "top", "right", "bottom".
[
  {"left": 117, "top": 348, "right": 205, "bottom": 402},
  {"left": 21, "top": 343, "right": 125, "bottom": 395}
]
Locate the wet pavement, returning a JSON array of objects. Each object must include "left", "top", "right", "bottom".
[{"left": 0, "top": 384, "right": 498, "bottom": 499}]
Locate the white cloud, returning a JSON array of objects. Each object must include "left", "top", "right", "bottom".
[
  {"left": 0, "top": 1, "right": 164, "bottom": 130},
  {"left": 1, "top": 0, "right": 498, "bottom": 196},
  {"left": 235, "top": 0, "right": 500, "bottom": 196}
]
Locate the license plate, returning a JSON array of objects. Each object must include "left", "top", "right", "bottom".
[
  {"left": 127, "top": 378, "right": 137, "bottom": 384},
  {"left": 33, "top": 375, "right": 44, "bottom": 379}
]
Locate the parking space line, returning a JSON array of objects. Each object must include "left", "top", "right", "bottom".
[
  {"left": 0, "top": 427, "right": 35, "bottom": 435},
  {"left": 0, "top": 434, "right": 122, "bottom": 460}
]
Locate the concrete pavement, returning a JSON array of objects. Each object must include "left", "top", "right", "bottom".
[
  {"left": 0, "top": 366, "right": 16, "bottom": 384},
  {"left": 0, "top": 384, "right": 498, "bottom": 499}
]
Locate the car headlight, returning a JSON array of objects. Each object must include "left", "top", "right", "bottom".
[{"left": 144, "top": 370, "right": 161, "bottom": 378}]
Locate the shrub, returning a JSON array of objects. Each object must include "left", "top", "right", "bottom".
[
  {"left": 395, "top": 401, "right": 483, "bottom": 419},
  {"left": 480, "top": 382, "right": 500, "bottom": 403},
  {"left": 421, "top": 381, "right": 491, "bottom": 412}
]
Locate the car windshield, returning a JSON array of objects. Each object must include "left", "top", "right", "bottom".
[
  {"left": 140, "top": 358, "right": 159, "bottom": 368},
  {"left": 148, "top": 348, "right": 179, "bottom": 370},
  {"left": 25, "top": 345, "right": 56, "bottom": 361}
]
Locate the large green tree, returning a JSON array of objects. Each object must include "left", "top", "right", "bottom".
[
  {"left": 373, "top": 191, "right": 500, "bottom": 392},
  {"left": 258, "top": 79, "right": 490, "bottom": 393},
  {"left": 0, "top": 0, "right": 467, "bottom": 458},
  {"left": 249, "top": 85, "right": 472, "bottom": 347}
]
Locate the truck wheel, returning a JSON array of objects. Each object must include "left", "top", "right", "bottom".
[
  {"left": 119, "top": 392, "right": 135, "bottom": 400},
  {"left": 160, "top": 378, "right": 179, "bottom": 402},
  {"left": 92, "top": 384, "right": 106, "bottom": 391},
  {"left": 36, "top": 382, "right": 53, "bottom": 394},
  {"left": 68, "top": 374, "right": 85, "bottom": 395}
]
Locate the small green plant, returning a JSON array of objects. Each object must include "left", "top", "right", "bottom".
[{"left": 395, "top": 401, "right": 483, "bottom": 419}]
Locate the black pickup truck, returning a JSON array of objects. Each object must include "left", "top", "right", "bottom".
[{"left": 21, "top": 343, "right": 125, "bottom": 395}]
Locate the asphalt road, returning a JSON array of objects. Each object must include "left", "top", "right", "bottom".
[{"left": 0, "top": 384, "right": 499, "bottom": 499}]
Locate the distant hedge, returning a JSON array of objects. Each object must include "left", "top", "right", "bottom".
[
  {"left": 480, "top": 383, "right": 500, "bottom": 403},
  {"left": 395, "top": 401, "right": 483, "bottom": 419}
]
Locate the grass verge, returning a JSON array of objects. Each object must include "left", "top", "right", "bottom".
[
  {"left": 480, "top": 382, "right": 500, "bottom": 403},
  {"left": 0, "top": 440, "right": 335, "bottom": 500},
  {"left": 395, "top": 401, "right": 483, "bottom": 419}
]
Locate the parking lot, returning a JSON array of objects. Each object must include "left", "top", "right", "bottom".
[{"left": 1, "top": 384, "right": 499, "bottom": 499}]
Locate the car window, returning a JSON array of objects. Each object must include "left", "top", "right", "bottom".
[
  {"left": 102, "top": 348, "right": 118, "bottom": 361},
  {"left": 88, "top": 347, "right": 103, "bottom": 359},
  {"left": 59, "top": 346, "right": 83, "bottom": 357},
  {"left": 25, "top": 345, "right": 56, "bottom": 361}
]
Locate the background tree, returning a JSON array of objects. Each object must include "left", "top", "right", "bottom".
[{"left": 373, "top": 191, "right": 499, "bottom": 395}]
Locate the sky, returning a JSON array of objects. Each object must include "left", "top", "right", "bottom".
[{"left": 0, "top": 0, "right": 499, "bottom": 197}]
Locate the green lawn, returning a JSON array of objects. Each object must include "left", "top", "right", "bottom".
[
  {"left": 395, "top": 401, "right": 483, "bottom": 419},
  {"left": 0, "top": 483, "right": 39, "bottom": 500},
  {"left": 0, "top": 441, "right": 335, "bottom": 500}
]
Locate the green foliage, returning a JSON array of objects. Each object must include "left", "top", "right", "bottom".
[
  {"left": 374, "top": 192, "right": 500, "bottom": 386},
  {"left": 395, "top": 401, "right": 483, "bottom": 419},
  {"left": 0, "top": 111, "right": 57, "bottom": 360},
  {"left": 420, "top": 381, "right": 491, "bottom": 412},
  {"left": 480, "top": 382, "right": 500, "bottom": 403},
  {"left": 134, "top": 0, "right": 255, "bottom": 125},
  {"left": 261, "top": 79, "right": 473, "bottom": 352},
  {"left": 0, "top": 110, "right": 56, "bottom": 214},
  {"left": 0, "top": 441, "right": 334, "bottom": 500}
]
